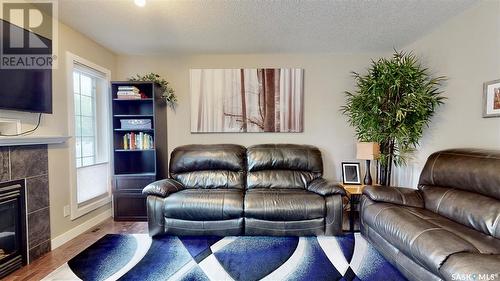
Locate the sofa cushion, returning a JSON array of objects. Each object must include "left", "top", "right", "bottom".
[
  {"left": 170, "top": 144, "right": 247, "bottom": 189},
  {"left": 164, "top": 189, "right": 244, "bottom": 220},
  {"left": 402, "top": 207, "right": 500, "bottom": 254},
  {"left": 419, "top": 149, "right": 500, "bottom": 201},
  {"left": 244, "top": 189, "right": 325, "bottom": 221},
  {"left": 173, "top": 170, "right": 245, "bottom": 190},
  {"left": 247, "top": 170, "right": 317, "bottom": 190},
  {"left": 420, "top": 185, "right": 500, "bottom": 238},
  {"left": 362, "top": 202, "right": 480, "bottom": 275},
  {"left": 246, "top": 144, "right": 322, "bottom": 189}
]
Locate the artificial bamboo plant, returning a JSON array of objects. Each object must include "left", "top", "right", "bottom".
[{"left": 342, "top": 50, "right": 446, "bottom": 186}]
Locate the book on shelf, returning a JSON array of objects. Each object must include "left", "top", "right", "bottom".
[
  {"left": 122, "top": 132, "right": 154, "bottom": 150},
  {"left": 116, "top": 86, "right": 142, "bottom": 100},
  {"left": 116, "top": 94, "right": 142, "bottom": 100},
  {"left": 117, "top": 86, "right": 139, "bottom": 93},
  {"left": 117, "top": 92, "right": 141, "bottom": 99}
]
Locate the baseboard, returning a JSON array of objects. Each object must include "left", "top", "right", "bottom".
[{"left": 51, "top": 208, "right": 112, "bottom": 250}]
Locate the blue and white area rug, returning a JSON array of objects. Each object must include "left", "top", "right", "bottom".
[{"left": 43, "top": 233, "right": 406, "bottom": 281}]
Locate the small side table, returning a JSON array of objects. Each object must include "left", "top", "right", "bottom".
[{"left": 340, "top": 184, "right": 366, "bottom": 232}]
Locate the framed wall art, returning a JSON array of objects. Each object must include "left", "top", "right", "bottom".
[
  {"left": 483, "top": 79, "right": 500, "bottom": 118},
  {"left": 190, "top": 68, "right": 304, "bottom": 133}
]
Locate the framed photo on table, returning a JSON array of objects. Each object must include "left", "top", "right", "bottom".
[
  {"left": 342, "top": 162, "right": 361, "bottom": 185},
  {"left": 483, "top": 79, "right": 500, "bottom": 118}
]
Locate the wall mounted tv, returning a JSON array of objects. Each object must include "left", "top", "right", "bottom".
[{"left": 0, "top": 19, "right": 52, "bottom": 113}]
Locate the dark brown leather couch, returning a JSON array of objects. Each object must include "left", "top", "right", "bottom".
[
  {"left": 143, "top": 144, "right": 345, "bottom": 236},
  {"left": 360, "top": 149, "right": 500, "bottom": 281}
]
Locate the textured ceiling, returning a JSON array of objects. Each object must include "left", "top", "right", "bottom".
[{"left": 58, "top": 0, "right": 478, "bottom": 55}]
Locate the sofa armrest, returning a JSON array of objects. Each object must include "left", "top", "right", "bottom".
[
  {"left": 142, "top": 179, "right": 185, "bottom": 197},
  {"left": 363, "top": 185, "right": 424, "bottom": 208},
  {"left": 440, "top": 253, "right": 500, "bottom": 280},
  {"left": 307, "top": 178, "right": 346, "bottom": 196}
]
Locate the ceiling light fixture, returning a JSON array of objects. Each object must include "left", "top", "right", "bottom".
[{"left": 134, "top": 0, "right": 146, "bottom": 7}]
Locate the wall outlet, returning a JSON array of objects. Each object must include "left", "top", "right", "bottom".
[{"left": 63, "top": 205, "right": 70, "bottom": 217}]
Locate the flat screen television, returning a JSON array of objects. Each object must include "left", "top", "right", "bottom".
[{"left": 0, "top": 19, "right": 52, "bottom": 113}]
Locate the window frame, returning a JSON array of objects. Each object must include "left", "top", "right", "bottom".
[{"left": 66, "top": 51, "right": 112, "bottom": 220}]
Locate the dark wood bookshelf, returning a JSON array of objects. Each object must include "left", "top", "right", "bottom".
[
  {"left": 113, "top": 114, "right": 154, "bottom": 117},
  {"left": 113, "top": 128, "right": 155, "bottom": 132},
  {"left": 114, "top": 149, "right": 156, "bottom": 152},
  {"left": 116, "top": 172, "right": 156, "bottom": 177},
  {"left": 112, "top": 98, "right": 153, "bottom": 101},
  {"left": 110, "top": 81, "right": 167, "bottom": 221}
]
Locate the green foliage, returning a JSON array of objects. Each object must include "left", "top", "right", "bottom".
[
  {"left": 341, "top": 50, "right": 446, "bottom": 166},
  {"left": 129, "top": 73, "right": 177, "bottom": 109}
]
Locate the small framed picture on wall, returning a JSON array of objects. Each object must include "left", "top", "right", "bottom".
[
  {"left": 483, "top": 79, "right": 500, "bottom": 118},
  {"left": 342, "top": 162, "right": 361, "bottom": 185}
]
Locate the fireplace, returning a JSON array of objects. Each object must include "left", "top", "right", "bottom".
[{"left": 0, "top": 180, "right": 27, "bottom": 279}]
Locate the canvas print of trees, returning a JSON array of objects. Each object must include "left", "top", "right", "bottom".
[{"left": 190, "top": 68, "right": 304, "bottom": 133}]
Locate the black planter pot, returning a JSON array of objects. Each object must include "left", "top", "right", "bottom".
[{"left": 379, "top": 163, "right": 388, "bottom": 186}]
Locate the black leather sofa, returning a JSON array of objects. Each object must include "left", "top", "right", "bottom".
[
  {"left": 360, "top": 149, "right": 500, "bottom": 281},
  {"left": 143, "top": 144, "right": 345, "bottom": 236}
]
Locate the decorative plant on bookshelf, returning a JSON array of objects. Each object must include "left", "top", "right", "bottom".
[
  {"left": 129, "top": 72, "right": 177, "bottom": 108},
  {"left": 341, "top": 50, "right": 446, "bottom": 186}
]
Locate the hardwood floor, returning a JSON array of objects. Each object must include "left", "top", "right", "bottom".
[{"left": 5, "top": 219, "right": 147, "bottom": 281}]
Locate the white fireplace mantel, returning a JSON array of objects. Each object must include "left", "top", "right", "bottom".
[{"left": 0, "top": 135, "right": 70, "bottom": 146}]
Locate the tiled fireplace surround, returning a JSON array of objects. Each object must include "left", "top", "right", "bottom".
[{"left": 0, "top": 145, "right": 50, "bottom": 262}]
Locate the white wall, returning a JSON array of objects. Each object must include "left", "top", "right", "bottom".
[
  {"left": 393, "top": 0, "right": 500, "bottom": 187},
  {"left": 117, "top": 2, "right": 500, "bottom": 188},
  {"left": 117, "top": 53, "right": 382, "bottom": 181},
  {"left": 0, "top": 21, "right": 117, "bottom": 238}
]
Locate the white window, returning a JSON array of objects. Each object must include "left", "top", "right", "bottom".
[
  {"left": 73, "top": 70, "right": 97, "bottom": 168},
  {"left": 67, "top": 52, "right": 112, "bottom": 219}
]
